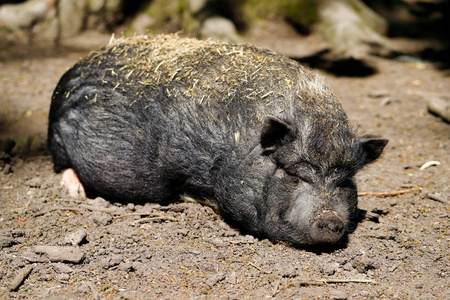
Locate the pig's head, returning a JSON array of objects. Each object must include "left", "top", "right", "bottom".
[{"left": 254, "top": 116, "right": 388, "bottom": 246}]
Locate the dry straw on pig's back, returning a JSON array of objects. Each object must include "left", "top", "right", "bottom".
[
  {"left": 90, "top": 36, "right": 322, "bottom": 98},
  {"left": 82, "top": 34, "right": 344, "bottom": 123}
]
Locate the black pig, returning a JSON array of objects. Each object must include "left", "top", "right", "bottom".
[{"left": 48, "top": 34, "right": 388, "bottom": 246}]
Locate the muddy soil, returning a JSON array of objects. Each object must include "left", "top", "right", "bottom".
[{"left": 0, "top": 30, "right": 449, "bottom": 299}]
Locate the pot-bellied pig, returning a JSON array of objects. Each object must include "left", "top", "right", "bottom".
[{"left": 48, "top": 34, "right": 388, "bottom": 246}]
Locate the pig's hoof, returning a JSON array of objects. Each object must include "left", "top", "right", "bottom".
[{"left": 61, "top": 168, "right": 86, "bottom": 199}]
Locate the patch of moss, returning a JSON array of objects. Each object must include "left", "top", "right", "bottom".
[
  {"left": 139, "top": 0, "right": 186, "bottom": 32},
  {"left": 11, "top": 135, "right": 45, "bottom": 155},
  {"left": 240, "top": 0, "right": 319, "bottom": 29}
]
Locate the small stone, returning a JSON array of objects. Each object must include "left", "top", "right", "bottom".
[
  {"left": 22, "top": 251, "right": 48, "bottom": 263},
  {"left": 55, "top": 273, "right": 70, "bottom": 281},
  {"left": 92, "top": 212, "right": 112, "bottom": 226},
  {"left": 281, "top": 265, "right": 297, "bottom": 278},
  {"left": 64, "top": 229, "right": 87, "bottom": 246},
  {"left": 99, "top": 255, "right": 122, "bottom": 269},
  {"left": 25, "top": 177, "right": 42, "bottom": 188},
  {"left": 76, "top": 281, "right": 93, "bottom": 294},
  {"left": 342, "top": 262, "right": 353, "bottom": 271},
  {"left": 127, "top": 203, "right": 135, "bottom": 211},
  {"left": 119, "top": 262, "right": 134, "bottom": 272},
  {"left": 322, "top": 262, "right": 340, "bottom": 275},
  {"left": 3, "top": 164, "right": 12, "bottom": 174},
  {"left": 200, "top": 16, "right": 244, "bottom": 43},
  {"left": 0, "top": 235, "right": 15, "bottom": 248},
  {"left": 52, "top": 262, "right": 73, "bottom": 274},
  {"left": 33, "top": 246, "right": 85, "bottom": 263},
  {"left": 210, "top": 237, "right": 228, "bottom": 247},
  {"left": 356, "top": 266, "right": 366, "bottom": 273},
  {"left": 205, "top": 272, "right": 226, "bottom": 287},
  {"left": 86, "top": 197, "right": 111, "bottom": 208},
  {"left": 188, "top": 0, "right": 207, "bottom": 14}
]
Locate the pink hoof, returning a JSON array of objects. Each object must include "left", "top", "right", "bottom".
[{"left": 61, "top": 168, "right": 86, "bottom": 198}]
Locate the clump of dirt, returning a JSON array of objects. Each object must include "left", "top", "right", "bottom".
[{"left": 0, "top": 31, "right": 449, "bottom": 299}]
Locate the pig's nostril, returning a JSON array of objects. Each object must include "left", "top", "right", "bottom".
[
  {"left": 310, "top": 213, "right": 346, "bottom": 244},
  {"left": 326, "top": 218, "right": 344, "bottom": 233},
  {"left": 329, "top": 222, "right": 344, "bottom": 233},
  {"left": 317, "top": 220, "right": 343, "bottom": 233}
]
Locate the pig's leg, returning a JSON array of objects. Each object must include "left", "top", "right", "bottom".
[{"left": 61, "top": 168, "right": 86, "bottom": 198}]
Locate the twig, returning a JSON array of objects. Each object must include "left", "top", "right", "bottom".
[
  {"left": 248, "top": 262, "right": 271, "bottom": 274},
  {"left": 34, "top": 204, "right": 119, "bottom": 217},
  {"left": 8, "top": 265, "right": 33, "bottom": 292},
  {"left": 132, "top": 216, "right": 178, "bottom": 224},
  {"left": 248, "top": 262, "right": 262, "bottom": 271},
  {"left": 290, "top": 278, "right": 379, "bottom": 287},
  {"left": 323, "top": 278, "right": 379, "bottom": 284},
  {"left": 291, "top": 280, "right": 325, "bottom": 287},
  {"left": 34, "top": 207, "right": 81, "bottom": 217},
  {"left": 79, "top": 204, "right": 118, "bottom": 214},
  {"left": 114, "top": 212, "right": 167, "bottom": 219},
  {"left": 358, "top": 186, "right": 421, "bottom": 197},
  {"left": 115, "top": 212, "right": 178, "bottom": 222}
]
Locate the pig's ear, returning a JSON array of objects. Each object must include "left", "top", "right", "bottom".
[
  {"left": 260, "top": 116, "right": 296, "bottom": 153},
  {"left": 360, "top": 136, "right": 389, "bottom": 165}
]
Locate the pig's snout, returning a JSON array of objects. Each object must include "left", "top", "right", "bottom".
[{"left": 310, "top": 212, "right": 346, "bottom": 244}]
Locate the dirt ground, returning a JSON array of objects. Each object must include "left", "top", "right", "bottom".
[{"left": 0, "top": 29, "right": 449, "bottom": 299}]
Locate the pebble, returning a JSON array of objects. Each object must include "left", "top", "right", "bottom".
[
  {"left": 321, "top": 262, "right": 340, "bottom": 275},
  {"left": 55, "top": 273, "right": 70, "bottom": 281},
  {"left": 0, "top": 235, "right": 15, "bottom": 248},
  {"left": 25, "top": 177, "right": 42, "bottom": 187},
  {"left": 92, "top": 212, "right": 113, "bottom": 226},
  {"left": 3, "top": 163, "right": 12, "bottom": 174},
  {"left": 342, "top": 262, "right": 353, "bottom": 271},
  {"left": 64, "top": 229, "right": 87, "bottom": 246},
  {"left": 86, "top": 197, "right": 111, "bottom": 208},
  {"left": 52, "top": 262, "right": 74, "bottom": 274},
  {"left": 205, "top": 272, "right": 226, "bottom": 287},
  {"left": 200, "top": 16, "right": 244, "bottom": 43},
  {"left": 33, "top": 245, "right": 85, "bottom": 263}
]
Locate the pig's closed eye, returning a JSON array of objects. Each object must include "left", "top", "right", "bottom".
[
  {"left": 284, "top": 169, "right": 311, "bottom": 185},
  {"left": 275, "top": 167, "right": 310, "bottom": 185},
  {"left": 286, "top": 173, "right": 301, "bottom": 184}
]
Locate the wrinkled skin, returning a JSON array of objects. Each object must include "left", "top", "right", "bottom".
[{"left": 48, "top": 35, "right": 388, "bottom": 247}]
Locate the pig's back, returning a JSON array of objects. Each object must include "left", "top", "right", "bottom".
[{"left": 47, "top": 34, "right": 349, "bottom": 202}]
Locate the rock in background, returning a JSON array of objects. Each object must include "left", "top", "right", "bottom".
[{"left": 0, "top": 0, "right": 123, "bottom": 44}]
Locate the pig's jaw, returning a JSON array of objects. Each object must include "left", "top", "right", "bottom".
[{"left": 284, "top": 191, "right": 349, "bottom": 245}]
